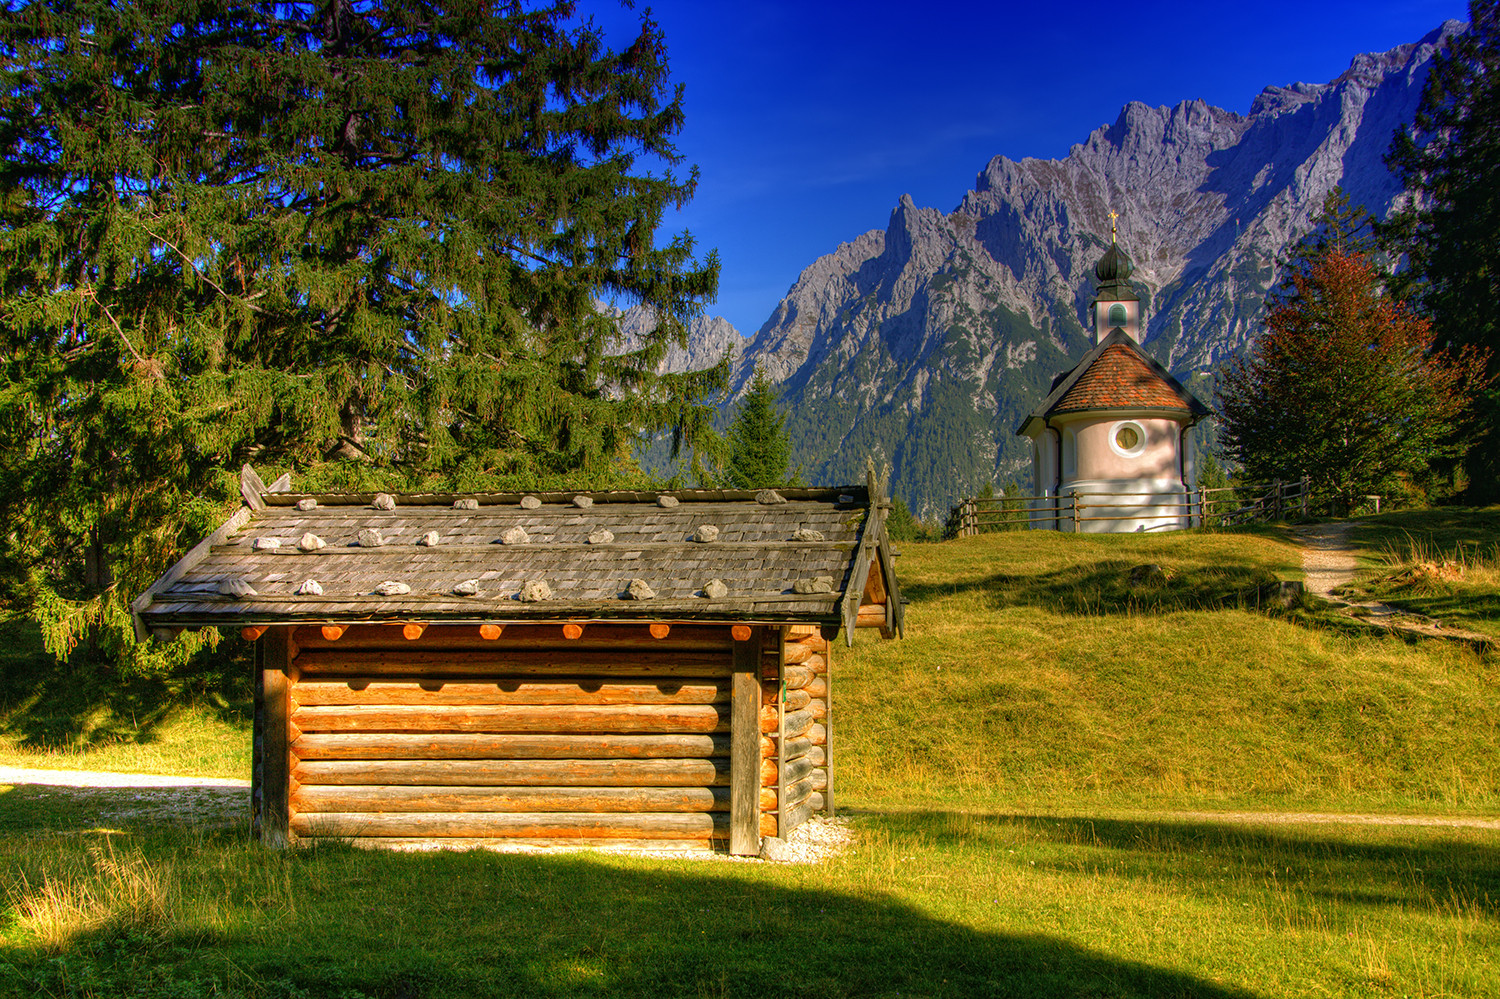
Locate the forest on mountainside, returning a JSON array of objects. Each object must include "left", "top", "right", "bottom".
[{"left": 719, "top": 18, "right": 1486, "bottom": 519}]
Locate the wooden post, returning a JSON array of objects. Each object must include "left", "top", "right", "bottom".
[
  {"left": 260, "top": 627, "right": 293, "bottom": 849},
  {"left": 1070, "top": 493, "right": 1080, "bottom": 533},
  {"left": 1301, "top": 476, "right": 1310, "bottom": 519},
  {"left": 730, "top": 628, "right": 762, "bottom": 856},
  {"left": 250, "top": 636, "right": 264, "bottom": 841}
]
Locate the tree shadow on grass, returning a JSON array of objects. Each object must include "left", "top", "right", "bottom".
[
  {"left": 901, "top": 557, "right": 1285, "bottom": 617},
  {"left": 0, "top": 828, "right": 1260, "bottom": 999},
  {"left": 870, "top": 810, "right": 1500, "bottom": 922},
  {"left": 0, "top": 616, "right": 252, "bottom": 752}
]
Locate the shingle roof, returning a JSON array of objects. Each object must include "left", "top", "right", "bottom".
[
  {"left": 1015, "top": 329, "right": 1211, "bottom": 436},
  {"left": 132, "top": 477, "right": 904, "bottom": 645},
  {"left": 1052, "top": 343, "right": 1192, "bottom": 413}
]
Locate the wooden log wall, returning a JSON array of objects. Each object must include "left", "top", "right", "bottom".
[
  {"left": 759, "top": 624, "right": 831, "bottom": 840},
  {"left": 270, "top": 623, "right": 765, "bottom": 851}
]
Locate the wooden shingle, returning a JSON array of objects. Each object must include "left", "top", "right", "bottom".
[{"left": 134, "top": 477, "right": 904, "bottom": 644}]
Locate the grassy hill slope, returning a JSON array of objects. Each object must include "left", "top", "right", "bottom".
[
  {"left": 837, "top": 528, "right": 1498, "bottom": 814},
  {"left": 1, "top": 523, "right": 1496, "bottom": 998}
]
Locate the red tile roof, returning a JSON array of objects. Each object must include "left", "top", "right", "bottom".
[{"left": 1051, "top": 343, "right": 1192, "bottom": 414}]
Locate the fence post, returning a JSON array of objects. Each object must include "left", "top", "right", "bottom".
[
  {"left": 1300, "top": 476, "right": 1310, "bottom": 520},
  {"left": 1071, "top": 493, "right": 1080, "bottom": 533},
  {"left": 1272, "top": 480, "right": 1282, "bottom": 521}
]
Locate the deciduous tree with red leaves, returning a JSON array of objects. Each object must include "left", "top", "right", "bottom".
[{"left": 1218, "top": 244, "right": 1485, "bottom": 512}]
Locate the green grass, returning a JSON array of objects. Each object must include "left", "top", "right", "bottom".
[
  {"left": 1349, "top": 506, "right": 1500, "bottom": 564},
  {"left": 0, "top": 526, "right": 1497, "bottom": 997},
  {"left": 0, "top": 810, "right": 1492, "bottom": 997},
  {"left": 839, "top": 528, "right": 1497, "bottom": 814},
  {"left": 0, "top": 615, "right": 251, "bottom": 778}
]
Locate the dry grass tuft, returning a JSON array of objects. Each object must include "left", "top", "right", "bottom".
[
  {"left": 9, "top": 840, "right": 176, "bottom": 951},
  {"left": 1374, "top": 532, "right": 1500, "bottom": 591}
]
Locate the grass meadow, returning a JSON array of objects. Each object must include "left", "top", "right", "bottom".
[{"left": 0, "top": 516, "right": 1496, "bottom": 997}]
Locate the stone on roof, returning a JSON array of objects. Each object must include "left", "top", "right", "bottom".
[{"left": 132, "top": 480, "right": 905, "bottom": 642}]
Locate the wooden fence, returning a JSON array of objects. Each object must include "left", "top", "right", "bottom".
[{"left": 946, "top": 477, "right": 1315, "bottom": 538}]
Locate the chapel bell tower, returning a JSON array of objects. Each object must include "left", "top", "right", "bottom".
[{"left": 1090, "top": 212, "right": 1141, "bottom": 343}]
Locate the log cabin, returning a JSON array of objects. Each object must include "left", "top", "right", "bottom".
[{"left": 132, "top": 467, "right": 903, "bottom": 856}]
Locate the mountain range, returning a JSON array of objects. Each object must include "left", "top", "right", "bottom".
[{"left": 637, "top": 22, "right": 1460, "bottom": 518}]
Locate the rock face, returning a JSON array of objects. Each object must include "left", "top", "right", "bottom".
[
  {"left": 713, "top": 24, "right": 1458, "bottom": 519},
  {"left": 608, "top": 305, "right": 744, "bottom": 375}
]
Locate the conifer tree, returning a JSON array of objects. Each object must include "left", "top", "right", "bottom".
[
  {"left": 1386, "top": 1, "right": 1500, "bottom": 497},
  {"left": 0, "top": 1, "right": 724, "bottom": 668},
  {"left": 725, "top": 372, "right": 794, "bottom": 489},
  {"left": 1217, "top": 195, "right": 1483, "bottom": 512}
]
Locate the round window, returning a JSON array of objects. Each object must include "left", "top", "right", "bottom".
[{"left": 1110, "top": 421, "right": 1147, "bottom": 458}]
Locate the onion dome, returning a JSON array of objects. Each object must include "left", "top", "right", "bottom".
[
  {"left": 1092, "top": 241, "right": 1140, "bottom": 302},
  {"left": 1094, "top": 243, "right": 1133, "bottom": 283}
]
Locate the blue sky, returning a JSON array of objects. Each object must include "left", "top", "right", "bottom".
[{"left": 591, "top": 1, "right": 1465, "bottom": 336}]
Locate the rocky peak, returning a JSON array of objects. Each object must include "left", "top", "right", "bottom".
[{"left": 714, "top": 23, "right": 1465, "bottom": 518}]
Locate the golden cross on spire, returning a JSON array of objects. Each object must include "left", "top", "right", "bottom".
[{"left": 1108, "top": 210, "right": 1119, "bottom": 244}]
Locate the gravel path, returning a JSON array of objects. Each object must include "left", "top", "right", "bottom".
[
  {"left": 0, "top": 767, "right": 850, "bottom": 860},
  {"left": 0, "top": 768, "right": 248, "bottom": 828},
  {"left": 1287, "top": 521, "right": 1362, "bottom": 599},
  {"left": 0, "top": 766, "right": 247, "bottom": 788},
  {"left": 1285, "top": 521, "right": 1490, "bottom": 644},
  {"left": 1, "top": 768, "right": 1491, "bottom": 840}
]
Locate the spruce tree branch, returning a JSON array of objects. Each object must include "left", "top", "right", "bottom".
[
  {"left": 140, "top": 225, "right": 265, "bottom": 314},
  {"left": 80, "top": 290, "right": 154, "bottom": 374}
]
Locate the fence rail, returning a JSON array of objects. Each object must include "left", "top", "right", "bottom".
[{"left": 946, "top": 478, "right": 1317, "bottom": 538}]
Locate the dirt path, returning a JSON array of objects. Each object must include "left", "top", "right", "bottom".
[
  {"left": 0, "top": 766, "right": 247, "bottom": 788},
  {"left": 1158, "top": 810, "right": 1499, "bottom": 831},
  {"left": 1285, "top": 521, "right": 1490, "bottom": 644},
  {"left": 1286, "top": 521, "right": 1362, "bottom": 599}
]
